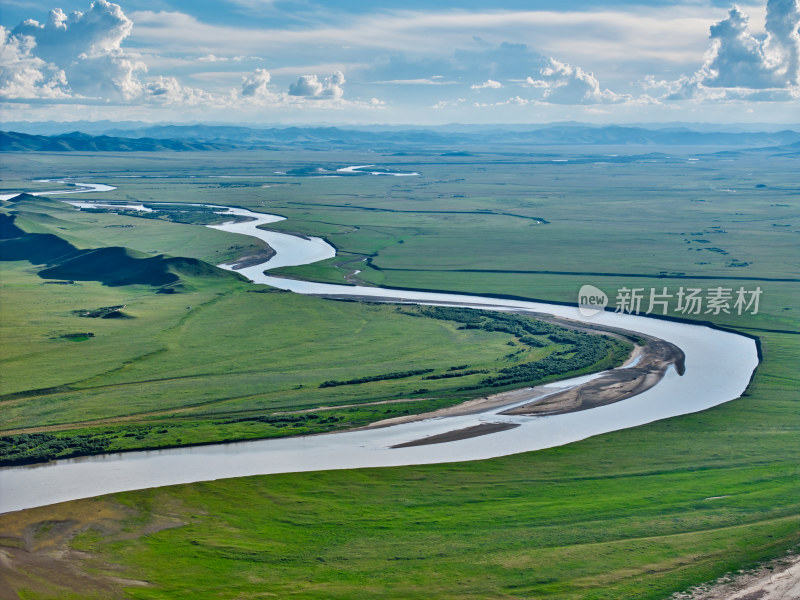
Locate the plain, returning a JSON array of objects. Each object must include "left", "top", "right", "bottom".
[{"left": 0, "top": 146, "right": 797, "bottom": 599}]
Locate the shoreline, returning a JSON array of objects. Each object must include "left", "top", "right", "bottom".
[{"left": 357, "top": 319, "right": 683, "bottom": 437}]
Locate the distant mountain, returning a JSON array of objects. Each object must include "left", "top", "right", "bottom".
[
  {"left": 493, "top": 126, "right": 800, "bottom": 146},
  {"left": 104, "top": 124, "right": 450, "bottom": 147},
  {"left": 104, "top": 124, "right": 800, "bottom": 149},
  {"left": 3, "top": 125, "right": 800, "bottom": 152},
  {"left": 708, "top": 139, "right": 800, "bottom": 158},
  {"left": 8, "top": 119, "right": 797, "bottom": 136},
  {"left": 0, "top": 131, "right": 232, "bottom": 152},
  {"left": 0, "top": 120, "right": 151, "bottom": 136}
]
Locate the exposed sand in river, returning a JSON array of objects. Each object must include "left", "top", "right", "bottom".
[
  {"left": 502, "top": 336, "right": 684, "bottom": 417},
  {"left": 360, "top": 316, "right": 685, "bottom": 437}
]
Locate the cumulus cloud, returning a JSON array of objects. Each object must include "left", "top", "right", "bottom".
[
  {"left": 0, "top": 25, "right": 70, "bottom": 99},
  {"left": 704, "top": 6, "right": 778, "bottom": 88},
  {"left": 765, "top": 0, "right": 800, "bottom": 84},
  {"left": 144, "top": 75, "right": 225, "bottom": 105},
  {"left": 471, "top": 79, "right": 503, "bottom": 89},
  {"left": 240, "top": 67, "right": 273, "bottom": 99},
  {"left": 661, "top": 0, "right": 800, "bottom": 101},
  {"left": 288, "top": 70, "right": 346, "bottom": 99},
  {"left": 527, "top": 58, "right": 627, "bottom": 104},
  {"left": 9, "top": 0, "right": 146, "bottom": 100},
  {"left": 1, "top": 2, "right": 285, "bottom": 110},
  {"left": 288, "top": 75, "right": 324, "bottom": 96}
]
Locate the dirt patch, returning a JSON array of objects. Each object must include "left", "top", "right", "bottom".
[
  {"left": 0, "top": 497, "right": 182, "bottom": 600},
  {"left": 390, "top": 422, "right": 520, "bottom": 448},
  {"left": 672, "top": 553, "right": 800, "bottom": 600}
]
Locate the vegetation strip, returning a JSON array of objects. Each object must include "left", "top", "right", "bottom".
[{"left": 319, "top": 368, "right": 435, "bottom": 388}]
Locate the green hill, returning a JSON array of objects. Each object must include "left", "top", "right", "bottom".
[{"left": 0, "top": 213, "right": 243, "bottom": 288}]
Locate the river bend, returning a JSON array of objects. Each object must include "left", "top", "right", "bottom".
[{"left": 0, "top": 185, "right": 759, "bottom": 514}]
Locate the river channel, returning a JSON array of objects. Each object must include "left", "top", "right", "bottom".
[{"left": 0, "top": 184, "right": 759, "bottom": 514}]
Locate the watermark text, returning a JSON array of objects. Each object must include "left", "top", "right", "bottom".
[{"left": 577, "top": 285, "right": 762, "bottom": 317}]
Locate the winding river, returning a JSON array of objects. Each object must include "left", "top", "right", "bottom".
[{"left": 0, "top": 183, "right": 759, "bottom": 514}]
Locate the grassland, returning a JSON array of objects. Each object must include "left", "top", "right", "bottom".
[
  {"left": 0, "top": 147, "right": 797, "bottom": 599},
  {"left": 0, "top": 191, "right": 628, "bottom": 464}
]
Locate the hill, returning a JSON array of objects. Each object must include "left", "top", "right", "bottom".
[
  {"left": 0, "top": 213, "right": 243, "bottom": 288},
  {"left": 0, "top": 131, "right": 232, "bottom": 152}
]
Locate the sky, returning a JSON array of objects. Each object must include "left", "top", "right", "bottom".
[{"left": 1, "top": 0, "right": 799, "bottom": 125}]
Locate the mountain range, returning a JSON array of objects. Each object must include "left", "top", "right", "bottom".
[{"left": 2, "top": 125, "right": 800, "bottom": 152}]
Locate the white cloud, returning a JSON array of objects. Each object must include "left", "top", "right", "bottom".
[
  {"left": 288, "top": 70, "right": 345, "bottom": 99},
  {"left": 474, "top": 95, "right": 531, "bottom": 107},
  {"left": 128, "top": 7, "right": 717, "bottom": 76},
  {"left": 661, "top": 0, "right": 800, "bottom": 101},
  {"left": 3, "top": 1, "right": 796, "bottom": 121},
  {"left": 471, "top": 79, "right": 503, "bottom": 89},
  {"left": 10, "top": 0, "right": 146, "bottom": 100},
  {"left": 431, "top": 97, "right": 465, "bottom": 109},
  {"left": 144, "top": 75, "right": 226, "bottom": 105},
  {"left": 198, "top": 54, "right": 228, "bottom": 63},
  {"left": 240, "top": 67, "right": 274, "bottom": 100},
  {"left": 527, "top": 58, "right": 627, "bottom": 104},
  {"left": 1, "top": 3, "right": 366, "bottom": 112},
  {"left": 765, "top": 0, "right": 800, "bottom": 85},
  {"left": 288, "top": 74, "right": 324, "bottom": 96},
  {"left": 0, "top": 25, "right": 70, "bottom": 99},
  {"left": 705, "top": 5, "right": 781, "bottom": 88}
]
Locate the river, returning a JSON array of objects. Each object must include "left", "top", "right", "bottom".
[{"left": 0, "top": 185, "right": 758, "bottom": 514}]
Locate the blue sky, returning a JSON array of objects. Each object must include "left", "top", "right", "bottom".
[{"left": 1, "top": 0, "right": 798, "bottom": 125}]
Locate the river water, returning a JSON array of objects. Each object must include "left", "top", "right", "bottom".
[{"left": 0, "top": 187, "right": 759, "bottom": 514}]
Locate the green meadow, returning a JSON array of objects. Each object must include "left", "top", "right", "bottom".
[
  {"left": 0, "top": 174, "right": 627, "bottom": 463},
  {"left": 0, "top": 148, "right": 798, "bottom": 599}
]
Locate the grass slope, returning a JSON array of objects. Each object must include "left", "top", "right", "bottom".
[
  {"left": 37, "top": 247, "right": 231, "bottom": 288},
  {"left": 3, "top": 194, "right": 267, "bottom": 266},
  {"left": 0, "top": 211, "right": 242, "bottom": 288}
]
